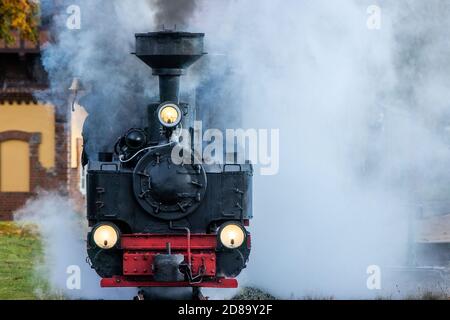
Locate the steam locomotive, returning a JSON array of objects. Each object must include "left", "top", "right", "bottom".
[{"left": 84, "top": 31, "right": 253, "bottom": 299}]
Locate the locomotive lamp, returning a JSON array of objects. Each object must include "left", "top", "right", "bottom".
[
  {"left": 219, "top": 223, "right": 246, "bottom": 249},
  {"left": 92, "top": 224, "right": 120, "bottom": 249},
  {"left": 158, "top": 103, "right": 182, "bottom": 128},
  {"left": 125, "top": 129, "right": 147, "bottom": 149}
]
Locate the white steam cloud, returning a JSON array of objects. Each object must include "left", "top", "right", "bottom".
[
  {"left": 191, "top": 0, "right": 450, "bottom": 298},
  {"left": 14, "top": 192, "right": 135, "bottom": 299},
  {"left": 39, "top": 0, "right": 161, "bottom": 156}
]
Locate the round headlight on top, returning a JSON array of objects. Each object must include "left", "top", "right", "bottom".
[
  {"left": 92, "top": 223, "right": 120, "bottom": 249},
  {"left": 219, "top": 223, "right": 246, "bottom": 249},
  {"left": 158, "top": 103, "right": 182, "bottom": 128}
]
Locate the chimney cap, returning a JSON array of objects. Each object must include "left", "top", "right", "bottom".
[
  {"left": 135, "top": 31, "right": 206, "bottom": 71},
  {"left": 135, "top": 31, "right": 205, "bottom": 38}
]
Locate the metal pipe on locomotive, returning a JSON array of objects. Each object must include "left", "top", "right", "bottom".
[{"left": 85, "top": 31, "right": 253, "bottom": 295}]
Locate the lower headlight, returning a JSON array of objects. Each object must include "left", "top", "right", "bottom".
[
  {"left": 92, "top": 224, "right": 119, "bottom": 249},
  {"left": 219, "top": 223, "right": 246, "bottom": 249}
]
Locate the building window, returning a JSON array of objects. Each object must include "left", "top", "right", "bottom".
[{"left": 0, "top": 140, "right": 30, "bottom": 192}]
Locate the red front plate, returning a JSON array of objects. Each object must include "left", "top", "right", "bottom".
[{"left": 100, "top": 233, "right": 238, "bottom": 288}]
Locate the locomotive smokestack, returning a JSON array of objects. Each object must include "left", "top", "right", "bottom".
[{"left": 135, "top": 31, "right": 205, "bottom": 102}]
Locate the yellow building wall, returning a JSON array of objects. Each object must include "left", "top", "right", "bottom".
[
  {"left": 0, "top": 103, "right": 55, "bottom": 169},
  {"left": 0, "top": 140, "right": 30, "bottom": 192}
]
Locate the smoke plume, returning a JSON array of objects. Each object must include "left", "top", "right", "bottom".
[
  {"left": 14, "top": 192, "right": 135, "bottom": 299},
  {"left": 38, "top": 0, "right": 157, "bottom": 157},
  {"left": 190, "top": 0, "right": 450, "bottom": 298},
  {"left": 152, "top": 0, "right": 198, "bottom": 29}
]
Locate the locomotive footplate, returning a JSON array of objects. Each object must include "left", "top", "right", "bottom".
[{"left": 101, "top": 277, "right": 238, "bottom": 288}]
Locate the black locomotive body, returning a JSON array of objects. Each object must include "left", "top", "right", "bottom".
[{"left": 85, "top": 31, "right": 253, "bottom": 292}]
